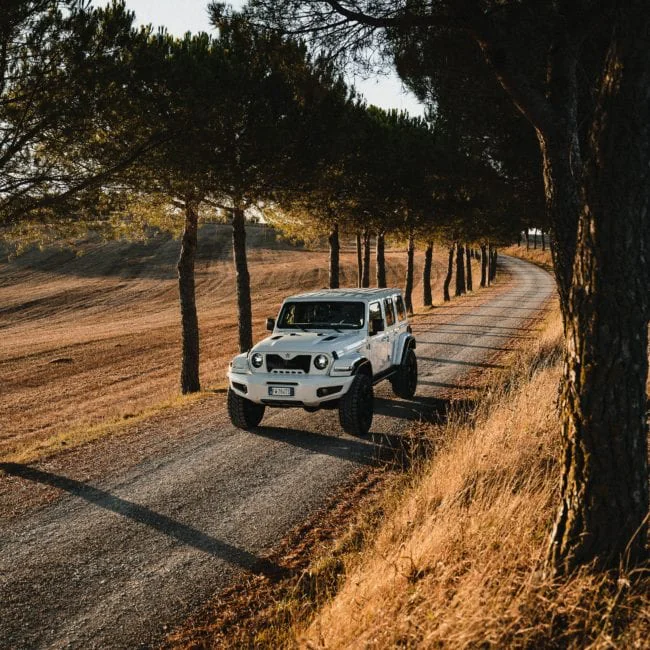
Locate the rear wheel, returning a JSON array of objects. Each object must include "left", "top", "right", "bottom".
[
  {"left": 339, "top": 372, "right": 374, "bottom": 436},
  {"left": 228, "top": 389, "right": 265, "bottom": 429},
  {"left": 391, "top": 348, "right": 417, "bottom": 399}
]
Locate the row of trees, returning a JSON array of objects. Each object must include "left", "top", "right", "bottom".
[
  {"left": 246, "top": 0, "right": 650, "bottom": 577},
  {"left": 2, "top": 2, "right": 526, "bottom": 388}
]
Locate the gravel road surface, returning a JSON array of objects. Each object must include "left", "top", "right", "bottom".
[{"left": 0, "top": 256, "right": 554, "bottom": 649}]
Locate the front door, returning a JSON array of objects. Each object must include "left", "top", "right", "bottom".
[{"left": 368, "top": 300, "right": 391, "bottom": 374}]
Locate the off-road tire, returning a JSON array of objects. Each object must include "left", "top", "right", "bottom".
[
  {"left": 228, "top": 388, "right": 266, "bottom": 429},
  {"left": 391, "top": 348, "right": 417, "bottom": 399},
  {"left": 339, "top": 372, "right": 374, "bottom": 436}
]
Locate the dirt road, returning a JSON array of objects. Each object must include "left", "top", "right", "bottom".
[{"left": 0, "top": 256, "right": 554, "bottom": 649}]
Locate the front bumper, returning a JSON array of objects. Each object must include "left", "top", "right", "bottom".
[{"left": 227, "top": 370, "right": 355, "bottom": 408}]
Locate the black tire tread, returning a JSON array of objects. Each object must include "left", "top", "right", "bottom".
[
  {"left": 391, "top": 348, "right": 418, "bottom": 399},
  {"left": 228, "top": 388, "right": 265, "bottom": 429},
  {"left": 339, "top": 372, "right": 373, "bottom": 435}
]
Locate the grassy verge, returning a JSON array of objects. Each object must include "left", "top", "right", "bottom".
[
  {"left": 297, "top": 310, "right": 650, "bottom": 648},
  {"left": 2, "top": 383, "right": 227, "bottom": 464}
]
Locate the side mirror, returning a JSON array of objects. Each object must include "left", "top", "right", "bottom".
[
  {"left": 266, "top": 317, "right": 276, "bottom": 331},
  {"left": 371, "top": 318, "right": 385, "bottom": 335}
]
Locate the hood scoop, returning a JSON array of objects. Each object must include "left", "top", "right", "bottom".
[
  {"left": 271, "top": 335, "right": 283, "bottom": 340},
  {"left": 321, "top": 335, "right": 338, "bottom": 342}
]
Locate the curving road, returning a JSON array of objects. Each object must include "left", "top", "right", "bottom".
[{"left": 0, "top": 256, "right": 554, "bottom": 649}]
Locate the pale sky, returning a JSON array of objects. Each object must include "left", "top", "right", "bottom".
[{"left": 93, "top": 0, "right": 425, "bottom": 116}]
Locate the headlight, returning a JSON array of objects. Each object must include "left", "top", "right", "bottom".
[
  {"left": 314, "top": 354, "right": 329, "bottom": 370},
  {"left": 250, "top": 352, "right": 264, "bottom": 368}
]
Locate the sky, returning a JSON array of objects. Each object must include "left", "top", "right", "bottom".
[{"left": 95, "top": 0, "right": 425, "bottom": 116}]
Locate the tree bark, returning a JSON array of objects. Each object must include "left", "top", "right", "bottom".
[
  {"left": 525, "top": 229, "right": 530, "bottom": 250},
  {"left": 356, "top": 232, "right": 362, "bottom": 288},
  {"left": 454, "top": 242, "right": 466, "bottom": 297},
  {"left": 422, "top": 241, "right": 433, "bottom": 306},
  {"left": 480, "top": 244, "right": 488, "bottom": 288},
  {"left": 376, "top": 230, "right": 386, "bottom": 288},
  {"left": 541, "top": 228, "right": 546, "bottom": 251},
  {"left": 328, "top": 222, "right": 340, "bottom": 289},
  {"left": 232, "top": 203, "right": 252, "bottom": 353},
  {"left": 443, "top": 245, "right": 454, "bottom": 302},
  {"left": 465, "top": 243, "right": 473, "bottom": 292},
  {"left": 404, "top": 230, "right": 415, "bottom": 314},
  {"left": 362, "top": 229, "right": 371, "bottom": 288},
  {"left": 489, "top": 247, "right": 498, "bottom": 282},
  {"left": 177, "top": 201, "right": 200, "bottom": 394},
  {"left": 549, "top": 4, "right": 650, "bottom": 573},
  {"left": 533, "top": 230, "right": 537, "bottom": 249}
]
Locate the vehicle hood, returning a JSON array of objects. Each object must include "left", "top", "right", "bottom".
[{"left": 252, "top": 331, "right": 365, "bottom": 356}]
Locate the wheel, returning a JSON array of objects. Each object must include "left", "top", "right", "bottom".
[
  {"left": 227, "top": 388, "right": 266, "bottom": 429},
  {"left": 391, "top": 348, "right": 417, "bottom": 399},
  {"left": 338, "top": 372, "right": 374, "bottom": 436}
]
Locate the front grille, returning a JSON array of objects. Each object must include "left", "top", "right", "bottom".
[{"left": 266, "top": 354, "right": 311, "bottom": 374}]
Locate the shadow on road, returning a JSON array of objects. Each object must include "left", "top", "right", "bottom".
[
  {"left": 0, "top": 462, "right": 280, "bottom": 577},
  {"left": 418, "top": 356, "right": 505, "bottom": 370},
  {"left": 418, "top": 340, "right": 513, "bottom": 352},
  {"left": 252, "top": 425, "right": 391, "bottom": 464}
]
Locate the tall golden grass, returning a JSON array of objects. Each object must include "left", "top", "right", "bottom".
[{"left": 301, "top": 312, "right": 650, "bottom": 649}]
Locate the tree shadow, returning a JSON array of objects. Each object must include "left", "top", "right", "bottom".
[
  {"left": 418, "top": 340, "right": 513, "bottom": 352},
  {"left": 416, "top": 379, "right": 482, "bottom": 390},
  {"left": 418, "top": 356, "right": 505, "bottom": 369},
  {"left": 0, "top": 462, "right": 281, "bottom": 577}
]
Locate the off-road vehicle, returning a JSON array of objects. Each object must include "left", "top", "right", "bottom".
[{"left": 227, "top": 289, "right": 417, "bottom": 435}]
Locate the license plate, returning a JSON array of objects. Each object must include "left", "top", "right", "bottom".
[{"left": 268, "top": 386, "right": 294, "bottom": 397}]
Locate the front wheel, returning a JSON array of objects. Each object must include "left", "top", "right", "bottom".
[
  {"left": 390, "top": 348, "right": 418, "bottom": 399},
  {"left": 228, "top": 388, "right": 266, "bottom": 429},
  {"left": 339, "top": 373, "right": 374, "bottom": 436}
]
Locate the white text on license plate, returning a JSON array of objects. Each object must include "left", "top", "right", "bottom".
[{"left": 269, "top": 386, "right": 294, "bottom": 397}]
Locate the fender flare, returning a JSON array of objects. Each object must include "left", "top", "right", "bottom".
[
  {"left": 396, "top": 335, "right": 416, "bottom": 365},
  {"left": 352, "top": 358, "right": 373, "bottom": 377}
]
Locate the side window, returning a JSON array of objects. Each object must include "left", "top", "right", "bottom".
[
  {"left": 383, "top": 298, "right": 395, "bottom": 327},
  {"left": 395, "top": 295, "right": 406, "bottom": 321},
  {"left": 368, "top": 301, "right": 382, "bottom": 335}
]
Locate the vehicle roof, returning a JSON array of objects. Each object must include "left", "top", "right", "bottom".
[{"left": 283, "top": 288, "right": 403, "bottom": 303}]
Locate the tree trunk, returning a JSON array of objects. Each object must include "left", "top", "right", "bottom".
[
  {"left": 454, "top": 243, "right": 466, "bottom": 297},
  {"left": 480, "top": 244, "right": 488, "bottom": 288},
  {"left": 443, "top": 245, "right": 453, "bottom": 302},
  {"left": 541, "top": 228, "right": 546, "bottom": 251},
  {"left": 489, "top": 247, "right": 498, "bottom": 282},
  {"left": 404, "top": 230, "right": 415, "bottom": 314},
  {"left": 356, "top": 232, "right": 362, "bottom": 288},
  {"left": 362, "top": 230, "right": 371, "bottom": 288},
  {"left": 328, "top": 222, "right": 340, "bottom": 289},
  {"left": 549, "top": 4, "right": 650, "bottom": 573},
  {"left": 537, "top": 131, "right": 582, "bottom": 318},
  {"left": 465, "top": 243, "right": 473, "bottom": 292},
  {"left": 177, "top": 201, "right": 200, "bottom": 394},
  {"left": 232, "top": 203, "right": 252, "bottom": 353},
  {"left": 376, "top": 230, "right": 386, "bottom": 288},
  {"left": 525, "top": 230, "right": 530, "bottom": 249},
  {"left": 533, "top": 230, "right": 538, "bottom": 249},
  {"left": 422, "top": 241, "right": 433, "bottom": 306}
]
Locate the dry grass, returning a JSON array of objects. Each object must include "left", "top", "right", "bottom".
[{"left": 299, "top": 311, "right": 650, "bottom": 649}]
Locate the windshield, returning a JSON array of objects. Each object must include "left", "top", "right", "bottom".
[{"left": 277, "top": 301, "right": 365, "bottom": 330}]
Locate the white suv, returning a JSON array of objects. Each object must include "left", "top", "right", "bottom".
[{"left": 227, "top": 289, "right": 417, "bottom": 435}]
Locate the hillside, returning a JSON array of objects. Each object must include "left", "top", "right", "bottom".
[{"left": 0, "top": 226, "right": 446, "bottom": 462}]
